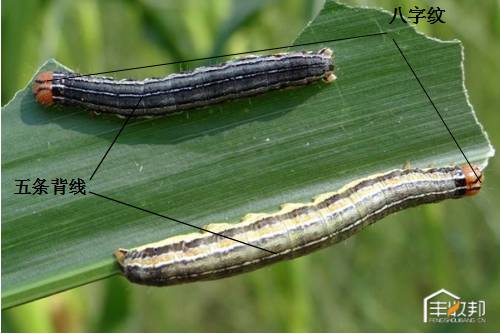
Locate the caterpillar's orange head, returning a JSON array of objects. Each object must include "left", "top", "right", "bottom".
[
  {"left": 462, "top": 164, "right": 483, "bottom": 196},
  {"left": 32, "top": 71, "right": 54, "bottom": 106}
]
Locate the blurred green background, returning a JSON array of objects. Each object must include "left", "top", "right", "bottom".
[{"left": 1, "top": 0, "right": 498, "bottom": 331}]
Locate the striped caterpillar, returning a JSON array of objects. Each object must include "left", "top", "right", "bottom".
[
  {"left": 32, "top": 48, "right": 335, "bottom": 116},
  {"left": 114, "top": 164, "right": 483, "bottom": 286}
]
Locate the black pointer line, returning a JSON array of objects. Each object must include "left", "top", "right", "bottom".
[
  {"left": 89, "top": 191, "right": 276, "bottom": 255},
  {"left": 48, "top": 31, "right": 388, "bottom": 82},
  {"left": 89, "top": 96, "right": 143, "bottom": 181},
  {"left": 391, "top": 38, "right": 482, "bottom": 183}
]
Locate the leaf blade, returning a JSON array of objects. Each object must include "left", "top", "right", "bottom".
[{"left": 1, "top": 0, "right": 493, "bottom": 309}]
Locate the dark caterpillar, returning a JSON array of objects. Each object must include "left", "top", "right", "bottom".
[{"left": 33, "top": 48, "right": 335, "bottom": 117}]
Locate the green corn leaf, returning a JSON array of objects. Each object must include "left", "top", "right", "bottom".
[{"left": 1, "top": 0, "right": 494, "bottom": 309}]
